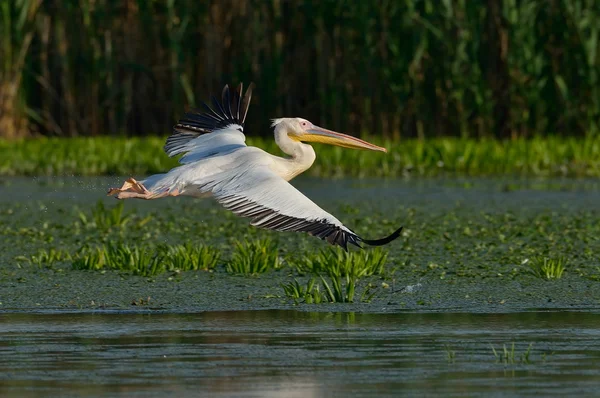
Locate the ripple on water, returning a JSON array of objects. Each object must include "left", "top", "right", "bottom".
[{"left": 1, "top": 310, "right": 600, "bottom": 397}]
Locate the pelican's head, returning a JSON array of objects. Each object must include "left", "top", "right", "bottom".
[{"left": 272, "top": 118, "right": 386, "bottom": 152}]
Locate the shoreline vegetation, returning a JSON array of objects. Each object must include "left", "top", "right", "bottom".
[
  {"left": 1, "top": 135, "right": 599, "bottom": 178},
  {"left": 2, "top": 2, "right": 599, "bottom": 140}
]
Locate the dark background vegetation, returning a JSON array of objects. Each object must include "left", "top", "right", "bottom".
[{"left": 1, "top": 0, "right": 599, "bottom": 140}]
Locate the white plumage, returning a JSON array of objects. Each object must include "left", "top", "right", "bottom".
[{"left": 108, "top": 83, "right": 402, "bottom": 250}]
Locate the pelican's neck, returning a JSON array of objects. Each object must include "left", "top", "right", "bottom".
[{"left": 273, "top": 124, "right": 316, "bottom": 180}]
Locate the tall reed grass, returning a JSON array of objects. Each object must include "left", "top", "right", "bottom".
[{"left": 1, "top": 1, "right": 599, "bottom": 139}]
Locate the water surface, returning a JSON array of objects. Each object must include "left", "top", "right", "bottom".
[
  {"left": 1, "top": 177, "right": 600, "bottom": 396},
  {"left": 2, "top": 310, "right": 599, "bottom": 397}
]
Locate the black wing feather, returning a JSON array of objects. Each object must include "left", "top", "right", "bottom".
[
  {"left": 233, "top": 83, "right": 243, "bottom": 121},
  {"left": 165, "top": 83, "right": 254, "bottom": 157},
  {"left": 240, "top": 83, "right": 254, "bottom": 123},
  {"left": 216, "top": 194, "right": 401, "bottom": 251},
  {"left": 218, "top": 194, "right": 361, "bottom": 251},
  {"left": 210, "top": 95, "right": 227, "bottom": 120},
  {"left": 222, "top": 85, "right": 233, "bottom": 120}
]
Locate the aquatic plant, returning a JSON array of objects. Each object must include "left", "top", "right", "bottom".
[
  {"left": 528, "top": 256, "right": 567, "bottom": 280},
  {"left": 282, "top": 276, "right": 375, "bottom": 304},
  {"left": 293, "top": 247, "right": 388, "bottom": 278},
  {"left": 72, "top": 246, "right": 107, "bottom": 272},
  {"left": 77, "top": 200, "right": 133, "bottom": 231},
  {"left": 284, "top": 247, "right": 383, "bottom": 303},
  {"left": 162, "top": 242, "right": 221, "bottom": 272},
  {"left": 320, "top": 274, "right": 353, "bottom": 303},
  {"left": 281, "top": 278, "right": 325, "bottom": 304},
  {"left": 491, "top": 343, "right": 534, "bottom": 365},
  {"left": 73, "top": 243, "right": 163, "bottom": 276},
  {"left": 72, "top": 242, "right": 222, "bottom": 276},
  {"left": 444, "top": 345, "right": 456, "bottom": 364},
  {"left": 17, "top": 248, "right": 71, "bottom": 268},
  {"left": 226, "top": 238, "right": 281, "bottom": 275},
  {"left": 74, "top": 243, "right": 158, "bottom": 276}
]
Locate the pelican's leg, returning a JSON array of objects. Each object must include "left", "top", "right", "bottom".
[
  {"left": 107, "top": 178, "right": 180, "bottom": 200},
  {"left": 107, "top": 177, "right": 147, "bottom": 195}
]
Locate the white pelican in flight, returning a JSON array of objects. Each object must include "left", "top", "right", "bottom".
[{"left": 108, "top": 83, "right": 402, "bottom": 250}]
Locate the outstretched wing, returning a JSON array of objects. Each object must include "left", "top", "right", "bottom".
[
  {"left": 164, "top": 83, "right": 254, "bottom": 164},
  {"left": 192, "top": 165, "right": 360, "bottom": 250},
  {"left": 195, "top": 165, "right": 402, "bottom": 250}
]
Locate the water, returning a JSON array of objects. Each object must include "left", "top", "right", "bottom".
[
  {"left": 1, "top": 310, "right": 600, "bottom": 397},
  {"left": 1, "top": 176, "right": 600, "bottom": 396}
]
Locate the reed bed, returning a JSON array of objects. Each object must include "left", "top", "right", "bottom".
[
  {"left": 1, "top": 136, "right": 599, "bottom": 177},
  {"left": 1, "top": 1, "right": 599, "bottom": 139}
]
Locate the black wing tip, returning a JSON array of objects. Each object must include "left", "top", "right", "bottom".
[
  {"left": 164, "top": 82, "right": 254, "bottom": 156},
  {"left": 174, "top": 82, "right": 254, "bottom": 129},
  {"left": 240, "top": 82, "right": 254, "bottom": 124},
  {"left": 360, "top": 226, "right": 404, "bottom": 247}
]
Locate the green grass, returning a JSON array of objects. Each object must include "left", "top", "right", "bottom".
[
  {"left": 528, "top": 256, "right": 567, "bottom": 280},
  {"left": 1, "top": 135, "right": 600, "bottom": 177},
  {"left": 293, "top": 248, "right": 388, "bottom": 278},
  {"left": 225, "top": 238, "right": 281, "bottom": 275}
]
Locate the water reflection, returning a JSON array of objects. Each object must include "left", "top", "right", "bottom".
[{"left": 1, "top": 310, "right": 599, "bottom": 397}]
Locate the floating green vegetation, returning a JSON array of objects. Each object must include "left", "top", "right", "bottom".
[
  {"left": 2, "top": 136, "right": 600, "bottom": 177},
  {"left": 226, "top": 238, "right": 281, "bottom": 275},
  {"left": 72, "top": 242, "right": 221, "bottom": 276},
  {"left": 528, "top": 256, "right": 567, "bottom": 280},
  {"left": 293, "top": 248, "right": 388, "bottom": 278},
  {"left": 491, "top": 343, "right": 534, "bottom": 365}
]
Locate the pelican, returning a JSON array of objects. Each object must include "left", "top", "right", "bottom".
[{"left": 108, "top": 83, "right": 402, "bottom": 250}]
